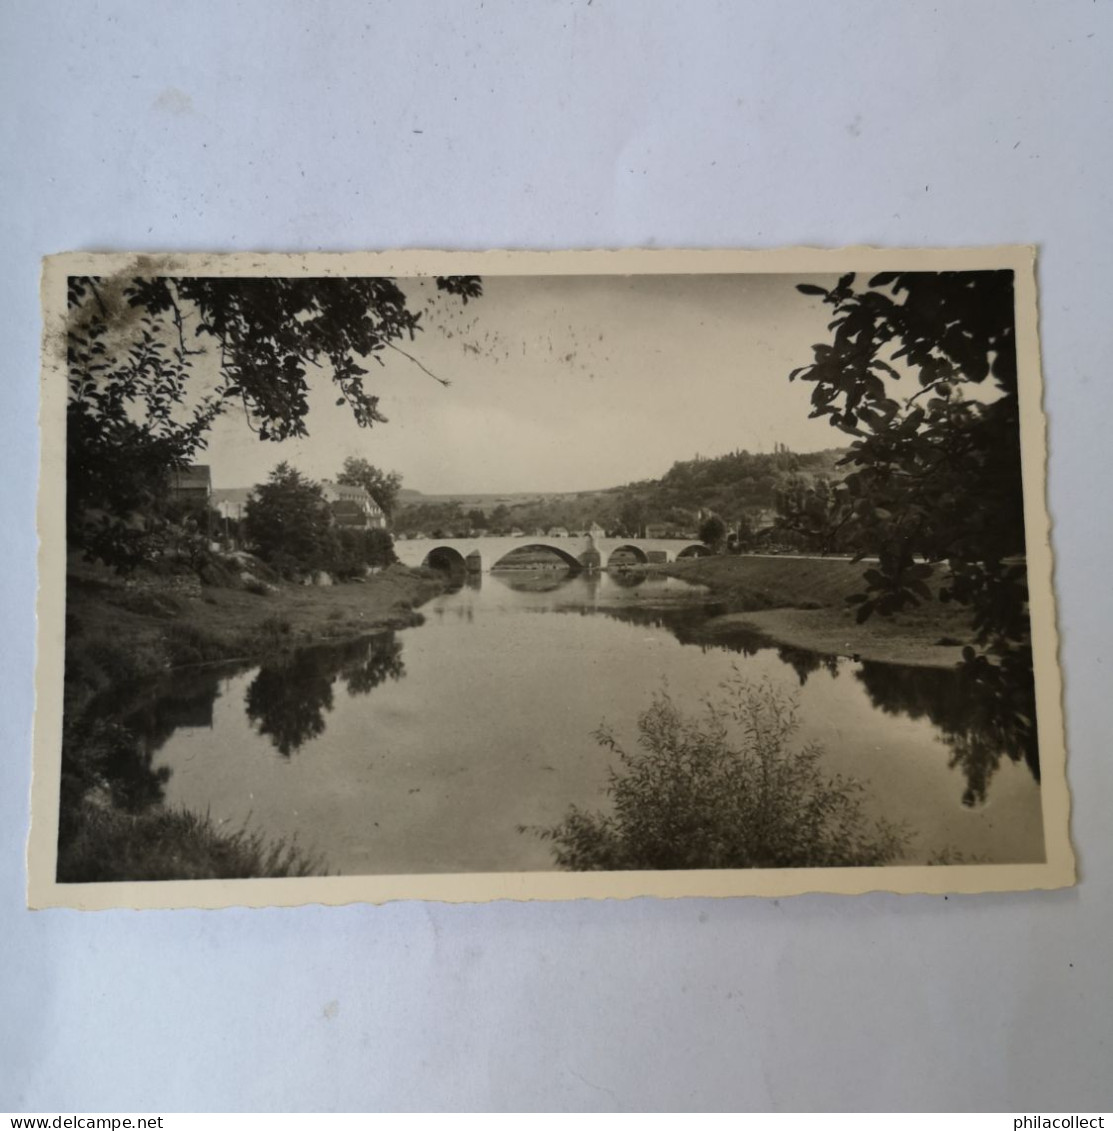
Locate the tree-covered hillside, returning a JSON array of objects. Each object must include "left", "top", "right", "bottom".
[
  {"left": 394, "top": 446, "right": 847, "bottom": 538},
  {"left": 624, "top": 446, "right": 846, "bottom": 529}
]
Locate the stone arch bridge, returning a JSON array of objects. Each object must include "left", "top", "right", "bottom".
[{"left": 393, "top": 534, "right": 711, "bottom": 574}]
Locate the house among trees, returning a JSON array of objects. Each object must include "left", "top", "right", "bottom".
[
  {"left": 168, "top": 464, "right": 212, "bottom": 508},
  {"left": 319, "top": 480, "right": 387, "bottom": 529},
  {"left": 645, "top": 522, "right": 693, "bottom": 539},
  {"left": 746, "top": 507, "right": 778, "bottom": 532},
  {"left": 212, "top": 487, "right": 254, "bottom": 523}
]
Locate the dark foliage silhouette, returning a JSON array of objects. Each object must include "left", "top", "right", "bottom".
[
  {"left": 66, "top": 273, "right": 481, "bottom": 571},
  {"left": 856, "top": 659, "right": 1039, "bottom": 807},
  {"left": 532, "top": 679, "right": 907, "bottom": 871},
  {"left": 244, "top": 634, "right": 405, "bottom": 756}
]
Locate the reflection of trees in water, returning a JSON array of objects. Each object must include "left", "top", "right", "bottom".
[
  {"left": 66, "top": 666, "right": 235, "bottom": 820},
  {"left": 245, "top": 633, "right": 405, "bottom": 756},
  {"left": 586, "top": 603, "right": 839, "bottom": 686},
  {"left": 608, "top": 569, "right": 647, "bottom": 589},
  {"left": 342, "top": 635, "right": 405, "bottom": 697},
  {"left": 584, "top": 601, "right": 734, "bottom": 648},
  {"left": 775, "top": 646, "right": 840, "bottom": 686},
  {"left": 67, "top": 632, "right": 408, "bottom": 826},
  {"left": 60, "top": 718, "right": 173, "bottom": 836},
  {"left": 496, "top": 570, "right": 572, "bottom": 593},
  {"left": 855, "top": 658, "right": 1039, "bottom": 807},
  {"left": 245, "top": 655, "right": 333, "bottom": 756},
  {"left": 639, "top": 572, "right": 671, "bottom": 586},
  {"left": 576, "top": 596, "right": 1038, "bottom": 809}
]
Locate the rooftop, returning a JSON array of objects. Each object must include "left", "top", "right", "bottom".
[{"left": 169, "top": 464, "right": 212, "bottom": 489}]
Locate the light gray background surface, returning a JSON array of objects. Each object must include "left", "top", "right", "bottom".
[{"left": 2, "top": 0, "right": 1110, "bottom": 1113}]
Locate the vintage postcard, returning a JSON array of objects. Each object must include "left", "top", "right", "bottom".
[{"left": 28, "top": 247, "right": 1073, "bottom": 909}]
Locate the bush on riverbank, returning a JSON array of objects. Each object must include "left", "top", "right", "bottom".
[{"left": 534, "top": 678, "right": 907, "bottom": 870}]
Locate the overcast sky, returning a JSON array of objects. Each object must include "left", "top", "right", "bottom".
[{"left": 204, "top": 273, "right": 844, "bottom": 494}]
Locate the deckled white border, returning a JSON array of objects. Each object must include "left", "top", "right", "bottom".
[{"left": 28, "top": 246, "right": 1074, "bottom": 909}]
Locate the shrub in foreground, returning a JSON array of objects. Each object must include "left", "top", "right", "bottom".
[{"left": 534, "top": 678, "right": 907, "bottom": 871}]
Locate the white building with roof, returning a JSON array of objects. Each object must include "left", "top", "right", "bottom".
[{"left": 319, "top": 480, "right": 388, "bottom": 529}]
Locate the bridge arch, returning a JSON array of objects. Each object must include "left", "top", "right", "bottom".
[
  {"left": 422, "top": 545, "right": 468, "bottom": 574},
  {"left": 676, "top": 542, "right": 713, "bottom": 559},
  {"left": 490, "top": 542, "right": 583, "bottom": 571},
  {"left": 606, "top": 543, "right": 650, "bottom": 567}
]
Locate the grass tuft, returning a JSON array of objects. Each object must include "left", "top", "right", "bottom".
[{"left": 58, "top": 803, "right": 326, "bottom": 882}]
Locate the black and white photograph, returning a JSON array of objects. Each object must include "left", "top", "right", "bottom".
[
  {"left": 29, "top": 248, "right": 1072, "bottom": 908},
  {"left": 8, "top": 1, "right": 1113, "bottom": 1114}
]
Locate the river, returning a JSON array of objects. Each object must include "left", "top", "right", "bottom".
[{"left": 100, "top": 569, "right": 1045, "bottom": 874}]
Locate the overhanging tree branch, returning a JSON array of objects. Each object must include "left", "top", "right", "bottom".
[{"left": 385, "top": 341, "right": 451, "bottom": 387}]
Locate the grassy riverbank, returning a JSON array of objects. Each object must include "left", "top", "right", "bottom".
[
  {"left": 64, "top": 558, "right": 445, "bottom": 703},
  {"left": 58, "top": 558, "right": 446, "bottom": 882},
  {"left": 663, "top": 554, "right": 972, "bottom": 667}
]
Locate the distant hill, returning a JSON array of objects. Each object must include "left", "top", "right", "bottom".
[
  {"left": 634, "top": 446, "right": 847, "bottom": 520},
  {"left": 396, "top": 488, "right": 586, "bottom": 507},
  {"left": 393, "top": 447, "right": 848, "bottom": 537}
]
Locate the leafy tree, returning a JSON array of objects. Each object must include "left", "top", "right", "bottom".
[
  {"left": 530, "top": 679, "right": 906, "bottom": 870},
  {"left": 731, "top": 512, "right": 756, "bottom": 552},
  {"left": 488, "top": 503, "right": 512, "bottom": 534},
  {"left": 336, "top": 457, "right": 402, "bottom": 518},
  {"left": 698, "top": 513, "right": 727, "bottom": 551},
  {"left": 790, "top": 270, "right": 1037, "bottom": 772},
  {"left": 790, "top": 270, "right": 1024, "bottom": 644},
  {"left": 243, "top": 463, "right": 334, "bottom": 577},
  {"left": 773, "top": 475, "right": 857, "bottom": 554},
  {"left": 329, "top": 527, "right": 397, "bottom": 576},
  {"left": 67, "top": 282, "right": 212, "bottom": 571},
  {"left": 617, "top": 497, "right": 646, "bottom": 538},
  {"left": 66, "top": 273, "right": 481, "bottom": 570}
]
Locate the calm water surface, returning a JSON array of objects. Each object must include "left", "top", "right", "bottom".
[{"left": 105, "top": 570, "right": 1044, "bottom": 872}]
